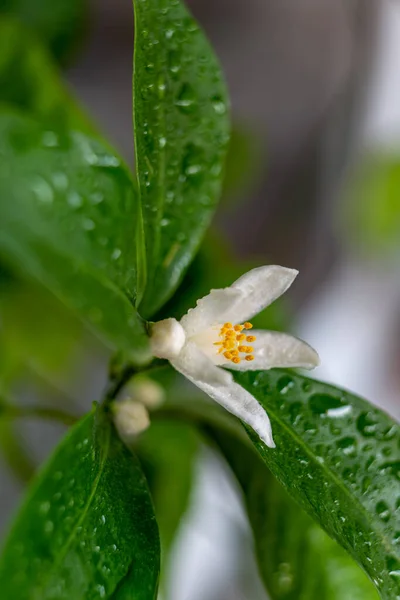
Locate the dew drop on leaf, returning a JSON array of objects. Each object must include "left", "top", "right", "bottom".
[{"left": 376, "top": 500, "right": 391, "bottom": 522}]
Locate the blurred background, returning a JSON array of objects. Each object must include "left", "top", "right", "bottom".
[{"left": 1, "top": 0, "right": 400, "bottom": 598}]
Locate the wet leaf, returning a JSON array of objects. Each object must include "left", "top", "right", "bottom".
[
  {"left": 211, "top": 427, "right": 378, "bottom": 600},
  {"left": 0, "top": 111, "right": 148, "bottom": 361},
  {"left": 234, "top": 370, "right": 400, "bottom": 600},
  {"left": 133, "top": 0, "right": 230, "bottom": 317},
  {"left": 0, "top": 18, "right": 93, "bottom": 133},
  {"left": 0, "top": 406, "right": 160, "bottom": 599}
]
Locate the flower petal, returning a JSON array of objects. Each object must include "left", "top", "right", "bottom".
[
  {"left": 223, "top": 330, "right": 320, "bottom": 371},
  {"left": 180, "top": 287, "right": 244, "bottom": 336},
  {"left": 230, "top": 265, "right": 298, "bottom": 322},
  {"left": 171, "top": 342, "right": 275, "bottom": 447},
  {"left": 181, "top": 265, "right": 298, "bottom": 336}
]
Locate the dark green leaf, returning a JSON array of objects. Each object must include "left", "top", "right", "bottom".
[
  {"left": 0, "top": 18, "right": 94, "bottom": 133},
  {"left": 234, "top": 370, "right": 400, "bottom": 600},
  {"left": 222, "top": 122, "right": 262, "bottom": 203},
  {"left": 0, "top": 0, "right": 89, "bottom": 63},
  {"left": 0, "top": 111, "right": 148, "bottom": 361},
  {"left": 0, "top": 406, "right": 160, "bottom": 599},
  {"left": 133, "top": 0, "right": 230, "bottom": 317},
  {"left": 136, "top": 420, "right": 199, "bottom": 558},
  {"left": 211, "top": 426, "right": 378, "bottom": 600}
]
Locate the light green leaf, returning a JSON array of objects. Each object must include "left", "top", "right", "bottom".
[
  {"left": 0, "top": 111, "right": 149, "bottom": 361},
  {"left": 234, "top": 370, "right": 400, "bottom": 600},
  {"left": 0, "top": 0, "right": 89, "bottom": 63},
  {"left": 0, "top": 17, "right": 94, "bottom": 133},
  {"left": 211, "top": 426, "right": 378, "bottom": 600},
  {"left": 344, "top": 153, "right": 400, "bottom": 253},
  {"left": 133, "top": 0, "right": 230, "bottom": 317},
  {"left": 0, "top": 406, "right": 160, "bottom": 599}
]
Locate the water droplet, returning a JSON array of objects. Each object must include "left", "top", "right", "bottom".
[
  {"left": 67, "top": 191, "right": 83, "bottom": 208},
  {"left": 100, "top": 515, "right": 106, "bottom": 524},
  {"left": 276, "top": 562, "right": 293, "bottom": 593},
  {"left": 44, "top": 520, "right": 54, "bottom": 534},
  {"left": 302, "top": 380, "right": 312, "bottom": 392},
  {"left": 376, "top": 500, "right": 391, "bottom": 522},
  {"left": 111, "top": 248, "right": 121, "bottom": 260},
  {"left": 309, "top": 393, "right": 349, "bottom": 416},
  {"left": 175, "top": 83, "right": 196, "bottom": 112},
  {"left": 42, "top": 131, "right": 59, "bottom": 147},
  {"left": 357, "top": 412, "right": 379, "bottom": 437},
  {"left": 362, "top": 476, "right": 371, "bottom": 493},
  {"left": 288, "top": 401, "right": 302, "bottom": 425},
  {"left": 379, "top": 461, "right": 400, "bottom": 480},
  {"left": 90, "top": 192, "right": 104, "bottom": 205},
  {"left": 94, "top": 545, "right": 100, "bottom": 553},
  {"left": 336, "top": 436, "right": 357, "bottom": 456},
  {"left": 165, "top": 28, "right": 174, "bottom": 39},
  {"left": 160, "top": 218, "right": 170, "bottom": 226},
  {"left": 96, "top": 584, "right": 106, "bottom": 598},
  {"left": 52, "top": 172, "right": 69, "bottom": 191},
  {"left": 211, "top": 95, "right": 227, "bottom": 115},
  {"left": 39, "top": 501, "right": 50, "bottom": 514},
  {"left": 277, "top": 375, "right": 294, "bottom": 394},
  {"left": 31, "top": 177, "right": 53, "bottom": 205},
  {"left": 158, "top": 136, "right": 167, "bottom": 148},
  {"left": 393, "top": 532, "right": 400, "bottom": 545},
  {"left": 82, "top": 218, "right": 95, "bottom": 231}
]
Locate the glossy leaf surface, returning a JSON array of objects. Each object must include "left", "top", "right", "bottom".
[
  {"left": 0, "top": 111, "right": 148, "bottom": 360},
  {"left": 0, "top": 407, "right": 160, "bottom": 599},
  {"left": 211, "top": 427, "right": 378, "bottom": 600},
  {"left": 234, "top": 370, "right": 400, "bottom": 600},
  {"left": 133, "top": 0, "right": 230, "bottom": 316}
]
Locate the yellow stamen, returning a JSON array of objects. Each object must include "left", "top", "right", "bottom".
[
  {"left": 216, "top": 321, "right": 254, "bottom": 363},
  {"left": 245, "top": 355, "right": 254, "bottom": 361}
]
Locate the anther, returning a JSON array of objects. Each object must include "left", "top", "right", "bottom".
[
  {"left": 245, "top": 355, "right": 254, "bottom": 361},
  {"left": 232, "top": 356, "right": 241, "bottom": 364},
  {"left": 234, "top": 324, "right": 244, "bottom": 332},
  {"left": 238, "top": 346, "right": 247, "bottom": 353},
  {"left": 224, "top": 322, "right": 232, "bottom": 329},
  {"left": 246, "top": 335, "right": 256, "bottom": 342},
  {"left": 224, "top": 351, "right": 233, "bottom": 360},
  {"left": 244, "top": 322, "right": 253, "bottom": 329},
  {"left": 236, "top": 334, "right": 246, "bottom": 341},
  {"left": 245, "top": 346, "right": 254, "bottom": 353}
]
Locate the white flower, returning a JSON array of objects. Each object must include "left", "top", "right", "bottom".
[{"left": 150, "top": 265, "right": 319, "bottom": 448}]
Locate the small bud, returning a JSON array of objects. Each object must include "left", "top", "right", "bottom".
[
  {"left": 126, "top": 378, "right": 165, "bottom": 409},
  {"left": 113, "top": 399, "right": 150, "bottom": 442}
]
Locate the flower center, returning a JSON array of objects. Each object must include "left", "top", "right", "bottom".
[{"left": 214, "top": 322, "right": 256, "bottom": 364}]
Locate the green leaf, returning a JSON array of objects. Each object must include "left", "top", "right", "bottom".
[
  {"left": 136, "top": 420, "right": 199, "bottom": 558},
  {"left": 233, "top": 370, "right": 400, "bottom": 600},
  {"left": 0, "top": 0, "right": 89, "bottom": 64},
  {"left": 0, "top": 17, "right": 94, "bottom": 133},
  {"left": 0, "top": 406, "right": 160, "bottom": 599},
  {"left": 344, "top": 153, "right": 400, "bottom": 253},
  {"left": 0, "top": 111, "right": 149, "bottom": 361},
  {"left": 133, "top": 0, "right": 230, "bottom": 317},
  {"left": 211, "top": 426, "right": 378, "bottom": 600}
]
